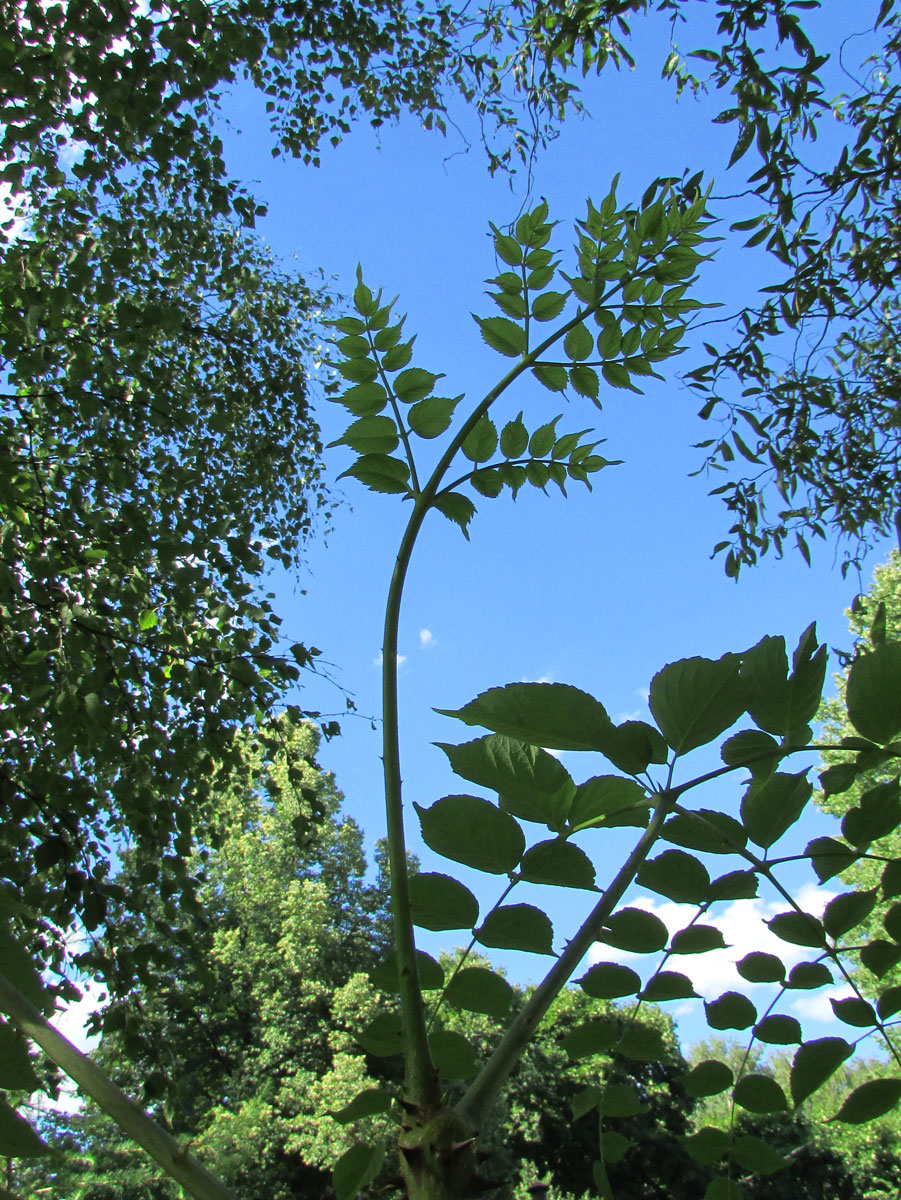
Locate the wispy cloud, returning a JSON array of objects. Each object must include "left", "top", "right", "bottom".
[
  {"left": 419, "top": 628, "right": 436, "bottom": 650},
  {"left": 372, "top": 652, "right": 407, "bottom": 668}
]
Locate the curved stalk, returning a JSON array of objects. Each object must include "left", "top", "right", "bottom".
[
  {"left": 454, "top": 789, "right": 678, "bottom": 1129},
  {"left": 0, "top": 972, "right": 238, "bottom": 1200},
  {"left": 382, "top": 302, "right": 610, "bottom": 1110}
]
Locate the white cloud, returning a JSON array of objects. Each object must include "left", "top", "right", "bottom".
[
  {"left": 372, "top": 652, "right": 407, "bottom": 667},
  {"left": 521, "top": 673, "right": 554, "bottom": 684},
  {"left": 419, "top": 629, "right": 436, "bottom": 650},
  {"left": 589, "top": 883, "right": 845, "bottom": 1037}
]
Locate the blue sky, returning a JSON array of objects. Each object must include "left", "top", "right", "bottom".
[{"left": 210, "top": 4, "right": 897, "bottom": 1051}]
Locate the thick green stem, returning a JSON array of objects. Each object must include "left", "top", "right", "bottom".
[
  {"left": 0, "top": 972, "right": 238, "bottom": 1200},
  {"left": 455, "top": 791, "right": 678, "bottom": 1128},
  {"left": 382, "top": 300, "right": 612, "bottom": 1112}
]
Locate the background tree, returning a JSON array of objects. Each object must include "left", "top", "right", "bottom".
[{"left": 3, "top": 718, "right": 392, "bottom": 1199}]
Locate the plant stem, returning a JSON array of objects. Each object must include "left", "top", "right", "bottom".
[
  {"left": 454, "top": 790, "right": 678, "bottom": 1128},
  {"left": 0, "top": 972, "right": 239, "bottom": 1200},
  {"left": 381, "top": 300, "right": 611, "bottom": 1112}
]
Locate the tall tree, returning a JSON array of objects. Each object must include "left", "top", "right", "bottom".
[{"left": 5, "top": 718, "right": 392, "bottom": 1199}]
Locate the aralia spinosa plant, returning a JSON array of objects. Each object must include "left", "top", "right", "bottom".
[{"left": 322, "top": 178, "right": 901, "bottom": 1200}]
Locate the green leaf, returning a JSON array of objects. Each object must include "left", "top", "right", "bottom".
[
  {"left": 462, "top": 416, "right": 499, "bottom": 462},
  {"left": 842, "top": 779, "right": 901, "bottom": 849},
  {"left": 823, "top": 889, "right": 878, "bottom": 939},
  {"left": 742, "top": 631, "right": 827, "bottom": 738},
  {"left": 528, "top": 419, "right": 560, "bottom": 458},
  {"left": 847, "top": 644, "right": 901, "bottom": 743},
  {"left": 736, "top": 952, "right": 784, "bottom": 983},
  {"left": 532, "top": 363, "right": 569, "bottom": 392},
  {"left": 602, "top": 362, "right": 640, "bottom": 392},
  {"left": 861, "top": 940, "right": 901, "bottom": 978},
  {"left": 637, "top": 849, "right": 709, "bottom": 904},
  {"left": 767, "top": 911, "right": 825, "bottom": 948},
  {"left": 0, "top": 1022, "right": 39, "bottom": 1092},
  {"left": 138, "top": 608, "right": 158, "bottom": 631},
  {"left": 381, "top": 341, "right": 414, "bottom": 371},
  {"left": 570, "top": 365, "right": 600, "bottom": 400},
  {"left": 408, "top": 872, "right": 479, "bottom": 931},
  {"left": 721, "top": 729, "right": 780, "bottom": 777},
  {"left": 356, "top": 1012, "right": 403, "bottom": 1057},
  {"left": 820, "top": 761, "right": 860, "bottom": 797},
  {"left": 500, "top": 414, "right": 529, "bottom": 458},
  {"left": 805, "top": 836, "right": 859, "bottom": 882},
  {"left": 571, "top": 1085, "right": 602, "bottom": 1121},
  {"left": 791, "top": 1038, "right": 854, "bottom": 1106},
  {"left": 662, "top": 810, "right": 746, "bottom": 854},
  {"left": 740, "top": 771, "right": 811, "bottom": 849},
  {"left": 830, "top": 997, "right": 877, "bottom": 1027},
  {"left": 682, "top": 1127, "right": 731, "bottom": 1166},
  {"left": 475, "top": 903, "right": 555, "bottom": 955},
  {"left": 882, "top": 900, "right": 901, "bottom": 941},
  {"left": 877, "top": 985, "right": 901, "bottom": 1020},
  {"left": 519, "top": 839, "right": 596, "bottom": 889},
  {"left": 328, "top": 1089, "right": 395, "bottom": 1124},
  {"left": 604, "top": 720, "right": 669, "bottom": 774},
  {"left": 373, "top": 322, "right": 404, "bottom": 351},
  {"left": 333, "top": 1142, "right": 385, "bottom": 1200},
  {"left": 600, "top": 1131, "right": 633, "bottom": 1164},
  {"left": 0, "top": 1099, "right": 49, "bottom": 1157},
  {"left": 563, "top": 1018, "right": 617, "bottom": 1059},
  {"left": 754, "top": 1015, "right": 802, "bottom": 1045},
  {"left": 640, "top": 971, "right": 698, "bottom": 1002},
  {"left": 731, "top": 1136, "right": 788, "bottom": 1176},
  {"left": 338, "top": 356, "right": 379, "bottom": 384},
  {"left": 475, "top": 315, "right": 526, "bottom": 357},
  {"left": 671, "top": 925, "right": 726, "bottom": 954},
  {"left": 709, "top": 870, "right": 758, "bottom": 900},
  {"left": 681, "top": 1061, "right": 734, "bottom": 1099},
  {"left": 733, "top": 1074, "right": 789, "bottom": 1113},
  {"left": 598, "top": 1081, "right": 646, "bottom": 1117},
  {"left": 433, "top": 492, "right": 476, "bottom": 537},
  {"left": 332, "top": 316, "right": 367, "bottom": 334},
  {"left": 787, "top": 962, "right": 833, "bottom": 989},
  {"left": 471, "top": 469, "right": 504, "bottom": 498},
  {"left": 338, "top": 453, "right": 410, "bottom": 495},
  {"left": 597, "top": 323, "right": 622, "bottom": 358},
  {"left": 0, "top": 925, "right": 44, "bottom": 1009},
  {"left": 579, "top": 962, "right": 642, "bottom": 999},
  {"left": 617, "top": 1023, "right": 668, "bottom": 1062},
  {"left": 598, "top": 907, "right": 668, "bottom": 953},
  {"left": 567, "top": 775, "right": 647, "bottom": 830},
  {"left": 353, "top": 270, "right": 374, "bottom": 315},
  {"left": 430, "top": 1029, "right": 478, "bottom": 1079},
  {"left": 408, "top": 396, "right": 459, "bottom": 438},
  {"left": 531, "top": 291, "right": 567, "bottom": 321},
  {"left": 833, "top": 1078, "right": 901, "bottom": 1124},
  {"left": 370, "top": 948, "right": 444, "bottom": 992},
  {"left": 491, "top": 225, "right": 523, "bottom": 265},
  {"left": 443, "top": 967, "right": 513, "bottom": 1018},
  {"left": 649, "top": 654, "right": 746, "bottom": 755},
  {"left": 338, "top": 381, "right": 388, "bottom": 416},
  {"left": 564, "top": 323, "right": 594, "bottom": 361},
  {"left": 394, "top": 368, "right": 442, "bottom": 403},
  {"left": 437, "top": 735, "right": 574, "bottom": 828},
  {"left": 415, "top": 795, "right": 524, "bottom": 874},
  {"left": 331, "top": 415, "right": 399, "bottom": 455},
  {"left": 704, "top": 992, "right": 757, "bottom": 1031},
  {"left": 437, "top": 683, "right": 616, "bottom": 752}
]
